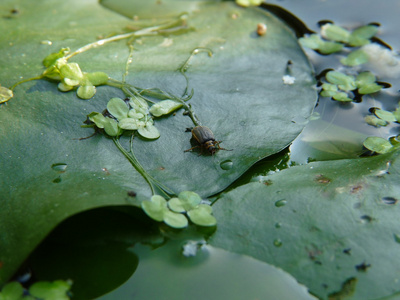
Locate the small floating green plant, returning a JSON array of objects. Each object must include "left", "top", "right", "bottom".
[
  {"left": 141, "top": 191, "right": 217, "bottom": 229},
  {"left": 0, "top": 280, "right": 72, "bottom": 300}
]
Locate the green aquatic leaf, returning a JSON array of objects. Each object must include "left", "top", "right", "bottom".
[
  {"left": 59, "top": 63, "right": 83, "bottom": 82},
  {"left": 0, "top": 282, "right": 24, "bottom": 300},
  {"left": 107, "top": 97, "right": 129, "bottom": 121},
  {"left": 137, "top": 123, "right": 160, "bottom": 139},
  {"left": 88, "top": 112, "right": 107, "bottom": 128},
  {"left": 363, "top": 136, "right": 394, "bottom": 154},
  {"left": 349, "top": 24, "right": 379, "bottom": 47},
  {"left": 149, "top": 100, "right": 183, "bottom": 117},
  {"left": 141, "top": 195, "right": 168, "bottom": 222},
  {"left": 299, "top": 34, "right": 344, "bottom": 54},
  {"left": 42, "top": 48, "right": 70, "bottom": 68},
  {"left": 85, "top": 71, "right": 109, "bottom": 86},
  {"left": 364, "top": 115, "right": 388, "bottom": 127},
  {"left": 77, "top": 84, "right": 96, "bottom": 99},
  {"left": 29, "top": 280, "right": 72, "bottom": 300},
  {"left": 210, "top": 149, "right": 400, "bottom": 299},
  {"left": 0, "top": 0, "right": 316, "bottom": 282},
  {"left": 118, "top": 118, "right": 139, "bottom": 130},
  {"left": 332, "top": 91, "right": 353, "bottom": 102},
  {"left": 340, "top": 49, "right": 369, "bottom": 66},
  {"left": 374, "top": 109, "right": 397, "bottom": 122},
  {"left": 103, "top": 118, "right": 120, "bottom": 137},
  {"left": 141, "top": 195, "right": 188, "bottom": 228},
  {"left": 187, "top": 204, "right": 217, "bottom": 226},
  {"left": 320, "top": 23, "right": 351, "bottom": 43},
  {"left": 326, "top": 71, "right": 356, "bottom": 91},
  {"left": 162, "top": 209, "right": 188, "bottom": 228}
]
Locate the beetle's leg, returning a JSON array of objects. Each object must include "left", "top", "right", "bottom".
[
  {"left": 215, "top": 141, "right": 233, "bottom": 151},
  {"left": 184, "top": 145, "right": 200, "bottom": 152}
]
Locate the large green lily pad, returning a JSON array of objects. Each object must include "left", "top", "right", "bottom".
[
  {"left": 0, "top": 0, "right": 316, "bottom": 282},
  {"left": 210, "top": 148, "right": 400, "bottom": 299}
]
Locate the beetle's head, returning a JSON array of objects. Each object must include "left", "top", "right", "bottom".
[{"left": 205, "top": 141, "right": 218, "bottom": 155}]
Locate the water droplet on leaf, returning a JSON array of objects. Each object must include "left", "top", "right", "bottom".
[
  {"left": 273, "top": 239, "right": 283, "bottom": 247},
  {"left": 275, "top": 199, "right": 287, "bottom": 207},
  {"left": 220, "top": 160, "right": 233, "bottom": 170},
  {"left": 51, "top": 163, "right": 67, "bottom": 172},
  {"left": 382, "top": 196, "right": 397, "bottom": 205}
]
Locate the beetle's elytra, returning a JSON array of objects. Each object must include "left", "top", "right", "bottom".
[{"left": 184, "top": 126, "right": 229, "bottom": 155}]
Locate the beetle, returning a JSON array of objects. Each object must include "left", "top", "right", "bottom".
[{"left": 184, "top": 126, "right": 230, "bottom": 155}]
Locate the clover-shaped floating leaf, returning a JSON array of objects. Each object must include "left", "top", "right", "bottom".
[
  {"left": 163, "top": 210, "right": 188, "bottom": 228},
  {"left": 374, "top": 108, "right": 397, "bottom": 122},
  {"left": 29, "top": 280, "right": 72, "bottom": 300},
  {"left": 107, "top": 97, "right": 129, "bottom": 120},
  {"left": 129, "top": 96, "right": 149, "bottom": 115},
  {"left": 392, "top": 107, "right": 400, "bottom": 122},
  {"left": 299, "top": 34, "right": 343, "bottom": 55},
  {"left": 87, "top": 112, "right": 121, "bottom": 136},
  {"left": 355, "top": 71, "right": 383, "bottom": 94},
  {"left": 187, "top": 204, "right": 217, "bottom": 227},
  {"left": 363, "top": 136, "right": 394, "bottom": 154},
  {"left": 149, "top": 100, "right": 183, "bottom": 117},
  {"left": 325, "top": 71, "right": 356, "bottom": 91},
  {"left": 332, "top": 91, "right": 353, "bottom": 102},
  {"left": 137, "top": 123, "right": 160, "bottom": 140},
  {"left": 141, "top": 195, "right": 188, "bottom": 228},
  {"left": 60, "top": 63, "right": 83, "bottom": 86},
  {"left": 320, "top": 24, "right": 351, "bottom": 43},
  {"left": 0, "top": 86, "right": 13, "bottom": 104},
  {"left": 42, "top": 48, "right": 70, "bottom": 68},
  {"left": 103, "top": 118, "right": 121, "bottom": 137},
  {"left": 364, "top": 115, "right": 388, "bottom": 127},
  {"left": 349, "top": 24, "right": 379, "bottom": 47},
  {"left": 340, "top": 49, "right": 369, "bottom": 66},
  {"left": 168, "top": 191, "right": 202, "bottom": 212},
  {"left": 320, "top": 83, "right": 338, "bottom": 97},
  {"left": 77, "top": 84, "right": 96, "bottom": 100},
  {"left": 0, "top": 282, "right": 24, "bottom": 299},
  {"left": 118, "top": 118, "right": 139, "bottom": 130},
  {"left": 88, "top": 112, "right": 107, "bottom": 128}
]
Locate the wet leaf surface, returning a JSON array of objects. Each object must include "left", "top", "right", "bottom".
[
  {"left": 0, "top": 0, "right": 316, "bottom": 282},
  {"left": 210, "top": 148, "right": 400, "bottom": 299}
]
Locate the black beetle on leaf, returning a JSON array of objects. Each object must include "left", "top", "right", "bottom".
[{"left": 184, "top": 126, "right": 231, "bottom": 155}]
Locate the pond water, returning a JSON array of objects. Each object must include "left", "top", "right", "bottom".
[{"left": 20, "top": 1, "right": 400, "bottom": 299}]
